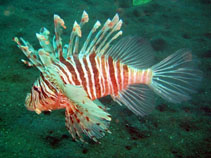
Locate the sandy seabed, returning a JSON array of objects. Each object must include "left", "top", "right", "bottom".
[{"left": 0, "top": 0, "right": 210, "bottom": 157}]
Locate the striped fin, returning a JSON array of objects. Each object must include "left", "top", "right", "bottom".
[
  {"left": 14, "top": 11, "right": 123, "bottom": 73},
  {"left": 38, "top": 49, "right": 54, "bottom": 68},
  {"left": 13, "top": 37, "right": 44, "bottom": 72},
  {"left": 36, "top": 27, "right": 54, "bottom": 53},
  {"left": 63, "top": 84, "right": 111, "bottom": 143},
  {"left": 105, "top": 36, "right": 154, "bottom": 69},
  {"left": 150, "top": 49, "right": 202, "bottom": 103},
  {"left": 80, "top": 13, "right": 123, "bottom": 56},
  {"left": 73, "top": 11, "right": 89, "bottom": 54},
  {"left": 67, "top": 11, "right": 89, "bottom": 56},
  {"left": 80, "top": 20, "right": 101, "bottom": 54},
  {"left": 53, "top": 14, "right": 66, "bottom": 59},
  {"left": 114, "top": 84, "right": 154, "bottom": 116}
]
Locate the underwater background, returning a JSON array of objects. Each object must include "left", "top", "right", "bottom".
[{"left": 0, "top": 0, "right": 210, "bottom": 157}]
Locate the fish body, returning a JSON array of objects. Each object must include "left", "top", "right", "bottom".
[{"left": 14, "top": 11, "right": 201, "bottom": 143}]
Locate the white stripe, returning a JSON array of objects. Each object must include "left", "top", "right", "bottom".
[
  {"left": 146, "top": 69, "right": 151, "bottom": 84},
  {"left": 133, "top": 68, "right": 137, "bottom": 83},
  {"left": 39, "top": 78, "right": 54, "bottom": 97},
  {"left": 86, "top": 54, "right": 97, "bottom": 99},
  {"left": 59, "top": 61, "right": 75, "bottom": 85},
  {"left": 79, "top": 56, "right": 92, "bottom": 99},
  {"left": 53, "top": 63, "right": 69, "bottom": 84},
  {"left": 34, "top": 80, "right": 50, "bottom": 109},
  {"left": 99, "top": 56, "right": 106, "bottom": 96},
  {"left": 114, "top": 60, "right": 120, "bottom": 91},
  {"left": 37, "top": 80, "right": 52, "bottom": 106},
  {"left": 140, "top": 70, "right": 145, "bottom": 83},
  {"left": 106, "top": 57, "right": 114, "bottom": 94},
  {"left": 40, "top": 74, "right": 57, "bottom": 97},
  {"left": 95, "top": 56, "right": 104, "bottom": 97},
  {"left": 70, "top": 56, "right": 82, "bottom": 85}
]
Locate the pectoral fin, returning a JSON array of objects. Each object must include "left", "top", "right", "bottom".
[{"left": 63, "top": 84, "right": 111, "bottom": 143}]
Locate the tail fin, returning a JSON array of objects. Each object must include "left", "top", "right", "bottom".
[{"left": 150, "top": 49, "right": 202, "bottom": 103}]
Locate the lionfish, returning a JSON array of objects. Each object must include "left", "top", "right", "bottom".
[{"left": 13, "top": 11, "right": 201, "bottom": 143}]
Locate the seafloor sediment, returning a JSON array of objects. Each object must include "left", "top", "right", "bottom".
[{"left": 0, "top": 0, "right": 210, "bottom": 157}]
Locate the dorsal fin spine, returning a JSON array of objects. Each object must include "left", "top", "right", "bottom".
[
  {"left": 85, "top": 19, "right": 111, "bottom": 55},
  {"left": 80, "top": 20, "right": 101, "bottom": 55}
]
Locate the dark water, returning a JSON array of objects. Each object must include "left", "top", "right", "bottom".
[{"left": 0, "top": 0, "right": 211, "bottom": 157}]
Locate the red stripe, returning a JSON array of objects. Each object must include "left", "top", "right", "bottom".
[
  {"left": 58, "top": 45, "right": 63, "bottom": 60},
  {"left": 54, "top": 63, "right": 71, "bottom": 84},
  {"left": 89, "top": 53, "right": 101, "bottom": 99},
  {"left": 38, "top": 79, "right": 48, "bottom": 98},
  {"left": 37, "top": 80, "right": 49, "bottom": 106},
  {"left": 59, "top": 56, "right": 80, "bottom": 85},
  {"left": 40, "top": 73, "right": 57, "bottom": 93},
  {"left": 143, "top": 70, "right": 147, "bottom": 84},
  {"left": 123, "top": 64, "right": 129, "bottom": 89},
  {"left": 33, "top": 86, "right": 42, "bottom": 101},
  {"left": 73, "top": 56, "right": 88, "bottom": 93},
  {"left": 33, "top": 84, "right": 47, "bottom": 107},
  {"left": 97, "top": 57, "right": 104, "bottom": 96},
  {"left": 108, "top": 56, "right": 118, "bottom": 96},
  {"left": 101, "top": 55, "right": 109, "bottom": 96},
  {"left": 39, "top": 74, "right": 58, "bottom": 105},
  {"left": 83, "top": 57, "right": 93, "bottom": 99},
  {"left": 116, "top": 60, "right": 122, "bottom": 91}
]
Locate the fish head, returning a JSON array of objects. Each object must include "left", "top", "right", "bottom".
[
  {"left": 24, "top": 74, "right": 67, "bottom": 114},
  {"left": 24, "top": 78, "right": 51, "bottom": 114},
  {"left": 25, "top": 92, "right": 42, "bottom": 114}
]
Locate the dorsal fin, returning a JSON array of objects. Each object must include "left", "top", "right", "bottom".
[
  {"left": 36, "top": 27, "right": 54, "bottom": 54},
  {"left": 14, "top": 11, "right": 123, "bottom": 72},
  {"left": 105, "top": 36, "right": 154, "bottom": 69}
]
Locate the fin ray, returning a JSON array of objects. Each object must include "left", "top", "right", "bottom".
[
  {"left": 105, "top": 36, "right": 154, "bottom": 69},
  {"left": 63, "top": 84, "right": 111, "bottom": 142},
  {"left": 150, "top": 49, "right": 202, "bottom": 103},
  {"left": 115, "top": 84, "right": 154, "bottom": 116}
]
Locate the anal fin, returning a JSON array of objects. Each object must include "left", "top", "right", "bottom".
[{"left": 114, "top": 84, "right": 154, "bottom": 116}]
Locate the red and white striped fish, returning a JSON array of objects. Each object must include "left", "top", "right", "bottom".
[{"left": 13, "top": 11, "right": 202, "bottom": 143}]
